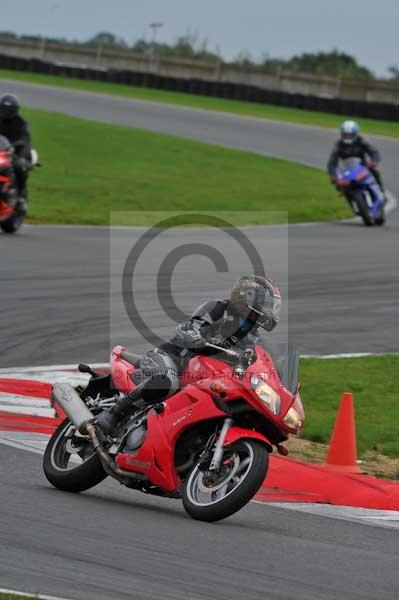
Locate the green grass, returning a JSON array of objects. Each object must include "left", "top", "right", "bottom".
[
  {"left": 23, "top": 107, "right": 349, "bottom": 225},
  {"left": 2, "top": 69, "right": 398, "bottom": 138},
  {"left": 300, "top": 355, "right": 399, "bottom": 458}
]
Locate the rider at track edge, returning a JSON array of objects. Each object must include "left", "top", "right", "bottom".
[
  {"left": 97, "top": 275, "right": 282, "bottom": 436},
  {"left": 327, "top": 120, "right": 385, "bottom": 198},
  {"left": 0, "top": 93, "right": 31, "bottom": 212}
]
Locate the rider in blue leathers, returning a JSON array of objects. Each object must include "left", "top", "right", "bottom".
[{"left": 327, "top": 121, "right": 385, "bottom": 197}]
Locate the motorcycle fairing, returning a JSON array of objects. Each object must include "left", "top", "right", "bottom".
[
  {"left": 223, "top": 426, "right": 272, "bottom": 451},
  {"left": 340, "top": 163, "right": 384, "bottom": 213},
  {"left": 111, "top": 340, "right": 298, "bottom": 492},
  {"left": 116, "top": 386, "right": 227, "bottom": 491},
  {"left": 0, "top": 199, "right": 13, "bottom": 220}
]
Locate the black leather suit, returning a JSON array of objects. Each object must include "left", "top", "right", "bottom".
[
  {"left": 327, "top": 136, "right": 384, "bottom": 190},
  {"left": 0, "top": 114, "right": 31, "bottom": 198},
  {"left": 134, "top": 300, "right": 260, "bottom": 395}
]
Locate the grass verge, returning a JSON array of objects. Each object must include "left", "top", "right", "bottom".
[
  {"left": 21, "top": 107, "right": 348, "bottom": 225},
  {"left": 0, "top": 594, "right": 38, "bottom": 600},
  {"left": 300, "top": 355, "right": 399, "bottom": 460},
  {"left": 1, "top": 69, "right": 398, "bottom": 138}
]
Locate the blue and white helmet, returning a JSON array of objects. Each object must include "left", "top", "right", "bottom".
[{"left": 341, "top": 120, "right": 359, "bottom": 144}]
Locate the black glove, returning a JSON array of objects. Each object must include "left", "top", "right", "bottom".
[
  {"left": 206, "top": 336, "right": 232, "bottom": 350},
  {"left": 173, "top": 322, "right": 205, "bottom": 348}
]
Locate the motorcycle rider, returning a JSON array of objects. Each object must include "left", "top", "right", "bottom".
[
  {"left": 327, "top": 120, "right": 385, "bottom": 196},
  {"left": 0, "top": 94, "right": 31, "bottom": 211},
  {"left": 97, "top": 275, "right": 282, "bottom": 435}
]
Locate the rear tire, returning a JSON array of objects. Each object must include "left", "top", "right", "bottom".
[
  {"left": 182, "top": 439, "right": 269, "bottom": 522},
  {"left": 354, "top": 193, "right": 373, "bottom": 226},
  {"left": 43, "top": 418, "right": 107, "bottom": 493}
]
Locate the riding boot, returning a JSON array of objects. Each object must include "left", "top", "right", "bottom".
[
  {"left": 97, "top": 374, "right": 171, "bottom": 436},
  {"left": 96, "top": 385, "right": 144, "bottom": 436},
  {"left": 19, "top": 195, "right": 28, "bottom": 215}
]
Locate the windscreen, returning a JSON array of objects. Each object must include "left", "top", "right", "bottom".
[
  {"left": 257, "top": 341, "right": 299, "bottom": 394},
  {"left": 342, "top": 157, "right": 362, "bottom": 171}
]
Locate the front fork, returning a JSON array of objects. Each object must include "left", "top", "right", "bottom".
[{"left": 209, "top": 418, "right": 233, "bottom": 472}]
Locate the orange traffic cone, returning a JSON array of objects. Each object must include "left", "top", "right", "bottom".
[{"left": 324, "top": 392, "right": 362, "bottom": 473}]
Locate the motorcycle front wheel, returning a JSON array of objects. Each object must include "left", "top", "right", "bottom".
[
  {"left": 0, "top": 211, "right": 24, "bottom": 234},
  {"left": 182, "top": 439, "right": 268, "bottom": 522},
  {"left": 375, "top": 206, "right": 386, "bottom": 226},
  {"left": 353, "top": 193, "right": 373, "bottom": 226},
  {"left": 43, "top": 418, "right": 107, "bottom": 492}
]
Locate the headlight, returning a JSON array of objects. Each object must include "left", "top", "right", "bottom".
[
  {"left": 250, "top": 374, "right": 281, "bottom": 415},
  {"left": 283, "top": 407, "right": 303, "bottom": 430}
]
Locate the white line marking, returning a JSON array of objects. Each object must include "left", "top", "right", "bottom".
[
  {"left": 301, "top": 352, "right": 399, "bottom": 359},
  {"left": 0, "top": 391, "right": 55, "bottom": 418},
  {"left": 0, "top": 587, "right": 71, "bottom": 600},
  {"left": 0, "top": 405, "right": 54, "bottom": 418},
  {"left": 0, "top": 399, "right": 54, "bottom": 418},
  {"left": 355, "top": 515, "right": 399, "bottom": 520},
  {"left": 0, "top": 392, "right": 51, "bottom": 406},
  {"left": 2, "top": 351, "right": 398, "bottom": 376},
  {"left": 253, "top": 501, "right": 399, "bottom": 529},
  {"left": 0, "top": 372, "right": 90, "bottom": 416},
  {"left": 0, "top": 364, "right": 105, "bottom": 374},
  {"left": 0, "top": 372, "right": 90, "bottom": 387},
  {"left": 19, "top": 191, "right": 398, "bottom": 231},
  {"left": 0, "top": 432, "right": 49, "bottom": 455},
  {"left": 3, "top": 431, "right": 399, "bottom": 532},
  {"left": 4, "top": 375, "right": 399, "bottom": 537},
  {"left": 384, "top": 190, "right": 397, "bottom": 215}
]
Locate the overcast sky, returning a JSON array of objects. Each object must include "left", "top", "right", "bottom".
[{"left": 3, "top": 0, "right": 398, "bottom": 76}]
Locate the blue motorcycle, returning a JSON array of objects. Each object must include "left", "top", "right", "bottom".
[{"left": 336, "top": 157, "right": 385, "bottom": 226}]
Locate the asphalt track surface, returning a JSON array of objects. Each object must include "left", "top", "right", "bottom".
[
  {"left": 0, "top": 80, "right": 399, "bottom": 600},
  {"left": 1, "top": 220, "right": 399, "bottom": 367},
  {"left": 1, "top": 442, "right": 399, "bottom": 600},
  {"left": 1, "top": 79, "right": 398, "bottom": 194},
  {"left": 0, "top": 80, "right": 398, "bottom": 365},
  {"left": 0, "top": 81, "right": 399, "bottom": 366}
]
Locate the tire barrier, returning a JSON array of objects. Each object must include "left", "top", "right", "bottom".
[{"left": 1, "top": 53, "right": 398, "bottom": 122}]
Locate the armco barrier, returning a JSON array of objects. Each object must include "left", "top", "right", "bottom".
[{"left": 1, "top": 53, "right": 398, "bottom": 122}]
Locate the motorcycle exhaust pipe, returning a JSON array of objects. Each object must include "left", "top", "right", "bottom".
[
  {"left": 84, "top": 422, "right": 147, "bottom": 485},
  {"left": 52, "top": 383, "right": 148, "bottom": 486},
  {"left": 52, "top": 383, "right": 94, "bottom": 433}
]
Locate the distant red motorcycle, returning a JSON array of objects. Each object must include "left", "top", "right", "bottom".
[
  {"left": 0, "top": 135, "right": 39, "bottom": 234},
  {"left": 44, "top": 341, "right": 304, "bottom": 522}
]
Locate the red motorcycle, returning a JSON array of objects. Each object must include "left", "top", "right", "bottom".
[
  {"left": 44, "top": 341, "right": 304, "bottom": 522},
  {"left": 0, "top": 135, "right": 39, "bottom": 234}
]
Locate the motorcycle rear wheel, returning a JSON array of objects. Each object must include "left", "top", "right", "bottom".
[
  {"left": 182, "top": 439, "right": 268, "bottom": 522},
  {"left": 43, "top": 418, "right": 107, "bottom": 492}
]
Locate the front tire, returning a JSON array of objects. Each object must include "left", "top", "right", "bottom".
[
  {"left": 0, "top": 212, "right": 24, "bottom": 234},
  {"left": 354, "top": 193, "right": 373, "bottom": 226},
  {"left": 182, "top": 439, "right": 269, "bottom": 522},
  {"left": 375, "top": 206, "right": 386, "bottom": 226},
  {"left": 43, "top": 418, "right": 107, "bottom": 492}
]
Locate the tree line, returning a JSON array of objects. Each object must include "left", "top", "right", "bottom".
[{"left": 1, "top": 30, "right": 398, "bottom": 81}]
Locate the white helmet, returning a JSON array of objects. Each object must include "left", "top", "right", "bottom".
[{"left": 341, "top": 120, "right": 359, "bottom": 144}]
